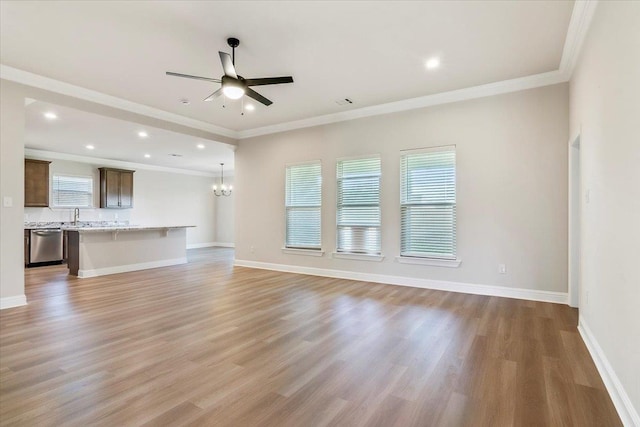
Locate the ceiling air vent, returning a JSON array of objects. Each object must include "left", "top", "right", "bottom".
[
  {"left": 335, "top": 98, "right": 354, "bottom": 106},
  {"left": 168, "top": 153, "right": 183, "bottom": 157}
]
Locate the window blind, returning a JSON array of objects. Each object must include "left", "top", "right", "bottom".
[
  {"left": 285, "top": 162, "right": 322, "bottom": 249},
  {"left": 52, "top": 175, "right": 93, "bottom": 208},
  {"left": 400, "top": 146, "right": 456, "bottom": 259},
  {"left": 336, "top": 156, "right": 381, "bottom": 254}
]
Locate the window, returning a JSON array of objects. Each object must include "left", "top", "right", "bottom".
[
  {"left": 400, "top": 146, "right": 456, "bottom": 259},
  {"left": 52, "top": 175, "right": 93, "bottom": 208},
  {"left": 285, "top": 162, "right": 322, "bottom": 250},
  {"left": 336, "top": 156, "right": 381, "bottom": 254}
]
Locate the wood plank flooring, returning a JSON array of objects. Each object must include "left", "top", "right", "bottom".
[{"left": 1, "top": 247, "right": 621, "bottom": 426}]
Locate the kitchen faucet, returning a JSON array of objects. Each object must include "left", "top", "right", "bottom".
[{"left": 73, "top": 208, "right": 80, "bottom": 225}]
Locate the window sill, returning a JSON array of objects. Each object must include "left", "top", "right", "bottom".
[
  {"left": 282, "top": 247, "right": 325, "bottom": 257},
  {"left": 396, "top": 256, "right": 462, "bottom": 268},
  {"left": 332, "top": 252, "right": 385, "bottom": 262}
]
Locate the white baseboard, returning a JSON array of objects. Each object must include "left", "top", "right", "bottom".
[
  {"left": 213, "top": 242, "right": 235, "bottom": 248},
  {"left": 187, "top": 242, "right": 235, "bottom": 249},
  {"left": 578, "top": 317, "right": 640, "bottom": 427},
  {"left": 233, "top": 259, "right": 568, "bottom": 304},
  {"left": 0, "top": 294, "right": 27, "bottom": 310},
  {"left": 78, "top": 257, "right": 188, "bottom": 278},
  {"left": 187, "top": 242, "right": 217, "bottom": 249}
]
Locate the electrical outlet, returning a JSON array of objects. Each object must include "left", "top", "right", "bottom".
[
  {"left": 498, "top": 264, "right": 507, "bottom": 274},
  {"left": 250, "top": 245, "right": 255, "bottom": 254},
  {"left": 585, "top": 189, "right": 591, "bottom": 204}
]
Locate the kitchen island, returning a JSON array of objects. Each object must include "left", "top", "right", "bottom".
[{"left": 66, "top": 225, "right": 194, "bottom": 278}]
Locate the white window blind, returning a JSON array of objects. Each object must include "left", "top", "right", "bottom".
[
  {"left": 285, "top": 162, "right": 322, "bottom": 249},
  {"left": 52, "top": 175, "right": 93, "bottom": 208},
  {"left": 400, "top": 146, "right": 456, "bottom": 259},
  {"left": 336, "top": 156, "right": 381, "bottom": 254}
]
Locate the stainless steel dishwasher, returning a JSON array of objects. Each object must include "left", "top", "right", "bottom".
[{"left": 29, "top": 229, "right": 63, "bottom": 265}]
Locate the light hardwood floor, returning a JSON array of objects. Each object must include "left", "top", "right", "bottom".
[{"left": 1, "top": 248, "right": 621, "bottom": 426}]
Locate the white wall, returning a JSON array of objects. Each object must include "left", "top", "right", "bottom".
[
  {"left": 569, "top": 1, "right": 640, "bottom": 422},
  {"left": 23, "top": 156, "right": 217, "bottom": 246},
  {"left": 235, "top": 84, "right": 569, "bottom": 294}
]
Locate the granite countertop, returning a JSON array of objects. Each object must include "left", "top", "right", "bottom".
[
  {"left": 24, "top": 222, "right": 195, "bottom": 231},
  {"left": 64, "top": 225, "right": 195, "bottom": 232}
]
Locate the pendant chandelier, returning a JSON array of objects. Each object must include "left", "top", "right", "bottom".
[{"left": 213, "top": 163, "right": 232, "bottom": 197}]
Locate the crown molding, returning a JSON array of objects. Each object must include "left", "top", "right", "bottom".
[
  {"left": 24, "top": 148, "right": 218, "bottom": 177},
  {"left": 238, "top": 1, "right": 599, "bottom": 139},
  {"left": 0, "top": 64, "right": 238, "bottom": 139},
  {"left": 2, "top": 1, "right": 599, "bottom": 141},
  {"left": 559, "top": 0, "right": 599, "bottom": 79},
  {"left": 238, "top": 70, "right": 567, "bottom": 139}
]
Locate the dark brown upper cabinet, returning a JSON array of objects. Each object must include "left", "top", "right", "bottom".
[
  {"left": 24, "top": 159, "right": 51, "bottom": 207},
  {"left": 99, "top": 168, "right": 135, "bottom": 209}
]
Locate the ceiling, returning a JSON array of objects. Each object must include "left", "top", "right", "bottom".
[
  {"left": 1, "top": 1, "right": 575, "bottom": 133},
  {"left": 25, "top": 100, "right": 235, "bottom": 173}
]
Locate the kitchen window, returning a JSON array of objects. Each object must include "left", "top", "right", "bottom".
[
  {"left": 52, "top": 174, "right": 94, "bottom": 208},
  {"left": 400, "top": 146, "right": 458, "bottom": 263},
  {"left": 336, "top": 155, "right": 381, "bottom": 255},
  {"left": 285, "top": 161, "right": 322, "bottom": 251}
]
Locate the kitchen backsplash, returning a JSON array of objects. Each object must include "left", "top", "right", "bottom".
[{"left": 24, "top": 207, "right": 132, "bottom": 224}]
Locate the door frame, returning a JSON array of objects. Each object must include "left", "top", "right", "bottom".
[{"left": 568, "top": 130, "right": 581, "bottom": 308}]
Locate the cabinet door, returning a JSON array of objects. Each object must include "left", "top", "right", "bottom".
[
  {"left": 119, "top": 171, "right": 134, "bottom": 208},
  {"left": 24, "top": 159, "right": 50, "bottom": 207},
  {"left": 105, "top": 169, "right": 121, "bottom": 208}
]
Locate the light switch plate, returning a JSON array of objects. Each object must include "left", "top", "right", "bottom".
[
  {"left": 3, "top": 196, "right": 13, "bottom": 207},
  {"left": 498, "top": 264, "right": 507, "bottom": 274}
]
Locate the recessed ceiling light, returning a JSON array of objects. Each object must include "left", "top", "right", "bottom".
[
  {"left": 197, "top": 144, "right": 205, "bottom": 149},
  {"left": 138, "top": 131, "right": 148, "bottom": 138},
  {"left": 425, "top": 57, "right": 440, "bottom": 70},
  {"left": 144, "top": 154, "right": 151, "bottom": 158},
  {"left": 245, "top": 104, "right": 255, "bottom": 111},
  {"left": 85, "top": 145, "right": 95, "bottom": 150},
  {"left": 44, "top": 112, "right": 58, "bottom": 120}
]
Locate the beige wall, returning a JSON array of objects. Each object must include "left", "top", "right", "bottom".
[
  {"left": 236, "top": 83, "right": 569, "bottom": 292},
  {"left": 570, "top": 0, "right": 640, "bottom": 418},
  {"left": 23, "top": 157, "right": 217, "bottom": 246},
  {"left": 0, "top": 80, "right": 26, "bottom": 302}
]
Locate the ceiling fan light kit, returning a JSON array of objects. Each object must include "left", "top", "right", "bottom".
[{"left": 166, "top": 37, "right": 294, "bottom": 109}]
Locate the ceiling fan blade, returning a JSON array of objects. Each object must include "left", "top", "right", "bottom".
[
  {"left": 245, "top": 88, "right": 273, "bottom": 106},
  {"left": 244, "top": 76, "right": 294, "bottom": 86},
  {"left": 166, "top": 71, "right": 220, "bottom": 83},
  {"left": 219, "top": 52, "right": 237, "bottom": 78},
  {"left": 204, "top": 88, "right": 223, "bottom": 102}
]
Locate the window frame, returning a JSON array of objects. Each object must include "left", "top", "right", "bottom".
[
  {"left": 51, "top": 173, "right": 95, "bottom": 209},
  {"left": 284, "top": 160, "right": 323, "bottom": 252},
  {"left": 335, "top": 154, "right": 382, "bottom": 256},
  {"left": 399, "top": 145, "right": 459, "bottom": 264}
]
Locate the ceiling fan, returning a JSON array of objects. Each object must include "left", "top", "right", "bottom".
[{"left": 166, "top": 37, "right": 293, "bottom": 107}]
